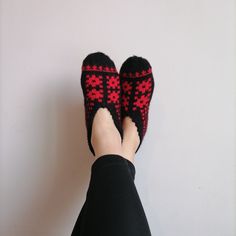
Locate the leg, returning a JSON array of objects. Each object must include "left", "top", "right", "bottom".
[
  {"left": 78, "top": 155, "right": 151, "bottom": 236},
  {"left": 71, "top": 109, "right": 151, "bottom": 236}
]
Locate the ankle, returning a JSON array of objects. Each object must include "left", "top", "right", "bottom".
[
  {"left": 121, "top": 147, "right": 135, "bottom": 163},
  {"left": 122, "top": 117, "right": 140, "bottom": 152},
  {"left": 91, "top": 129, "right": 122, "bottom": 159}
]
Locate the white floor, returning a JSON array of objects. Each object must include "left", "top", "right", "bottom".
[{"left": 0, "top": 0, "right": 235, "bottom": 235}]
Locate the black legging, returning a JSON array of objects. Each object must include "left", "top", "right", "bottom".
[{"left": 71, "top": 154, "right": 152, "bottom": 236}]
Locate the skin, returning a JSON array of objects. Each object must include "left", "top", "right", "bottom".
[{"left": 91, "top": 108, "right": 140, "bottom": 163}]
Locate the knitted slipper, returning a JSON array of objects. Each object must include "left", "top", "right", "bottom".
[
  {"left": 120, "top": 56, "right": 155, "bottom": 153},
  {"left": 81, "top": 52, "right": 122, "bottom": 156}
]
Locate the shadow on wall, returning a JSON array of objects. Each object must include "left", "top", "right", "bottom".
[{"left": 15, "top": 80, "right": 92, "bottom": 236}]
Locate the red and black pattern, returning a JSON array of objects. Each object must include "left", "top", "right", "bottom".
[
  {"left": 82, "top": 65, "right": 117, "bottom": 73},
  {"left": 120, "top": 56, "right": 155, "bottom": 153},
  {"left": 81, "top": 52, "right": 122, "bottom": 155}
]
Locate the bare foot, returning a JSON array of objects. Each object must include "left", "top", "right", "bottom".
[
  {"left": 121, "top": 117, "right": 140, "bottom": 163},
  {"left": 91, "top": 108, "right": 122, "bottom": 160}
]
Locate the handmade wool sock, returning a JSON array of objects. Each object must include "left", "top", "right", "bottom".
[
  {"left": 120, "top": 56, "right": 155, "bottom": 153},
  {"left": 81, "top": 52, "right": 122, "bottom": 156}
]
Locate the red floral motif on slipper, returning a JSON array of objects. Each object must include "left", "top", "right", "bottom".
[
  {"left": 136, "top": 79, "right": 152, "bottom": 93},
  {"left": 108, "top": 91, "right": 120, "bottom": 103},
  {"left": 133, "top": 94, "right": 150, "bottom": 110},
  {"left": 86, "top": 74, "right": 102, "bottom": 87},
  {"left": 87, "top": 88, "right": 103, "bottom": 102},
  {"left": 122, "top": 81, "right": 132, "bottom": 94},
  {"left": 86, "top": 75, "right": 102, "bottom": 87},
  {"left": 107, "top": 75, "right": 120, "bottom": 89}
]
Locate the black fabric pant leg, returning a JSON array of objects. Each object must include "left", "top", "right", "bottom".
[{"left": 71, "top": 154, "right": 152, "bottom": 236}]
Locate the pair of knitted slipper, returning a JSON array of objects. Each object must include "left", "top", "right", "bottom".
[{"left": 81, "top": 52, "right": 155, "bottom": 156}]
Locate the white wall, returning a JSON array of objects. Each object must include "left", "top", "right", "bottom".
[{"left": 0, "top": 0, "right": 235, "bottom": 235}]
